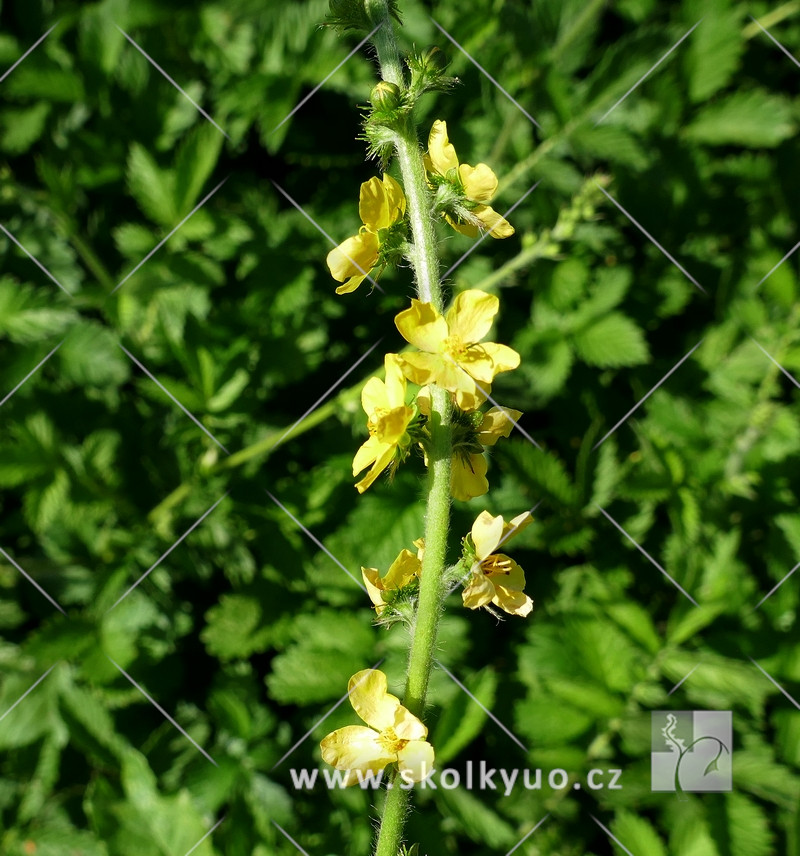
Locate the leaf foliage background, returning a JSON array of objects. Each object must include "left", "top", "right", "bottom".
[{"left": 0, "top": 0, "right": 799, "bottom": 854}]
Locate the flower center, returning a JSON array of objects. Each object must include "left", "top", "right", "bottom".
[
  {"left": 367, "top": 407, "right": 391, "bottom": 437},
  {"left": 444, "top": 334, "right": 469, "bottom": 359},
  {"left": 482, "top": 554, "right": 512, "bottom": 576},
  {"left": 378, "top": 727, "right": 409, "bottom": 754}
]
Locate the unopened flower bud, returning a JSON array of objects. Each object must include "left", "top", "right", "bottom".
[{"left": 370, "top": 81, "right": 402, "bottom": 112}]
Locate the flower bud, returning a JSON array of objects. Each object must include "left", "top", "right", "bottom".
[{"left": 370, "top": 81, "right": 402, "bottom": 112}]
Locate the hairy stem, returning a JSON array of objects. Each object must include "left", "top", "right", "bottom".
[{"left": 366, "top": 1, "right": 452, "bottom": 854}]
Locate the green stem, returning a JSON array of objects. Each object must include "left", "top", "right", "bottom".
[{"left": 366, "top": 2, "right": 452, "bottom": 854}]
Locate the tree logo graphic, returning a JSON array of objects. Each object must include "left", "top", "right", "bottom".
[{"left": 651, "top": 711, "right": 732, "bottom": 792}]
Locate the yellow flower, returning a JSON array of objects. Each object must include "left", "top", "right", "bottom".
[
  {"left": 394, "top": 289, "right": 520, "bottom": 411},
  {"left": 353, "top": 354, "right": 415, "bottom": 493},
  {"left": 326, "top": 173, "right": 406, "bottom": 294},
  {"left": 417, "top": 386, "right": 521, "bottom": 500},
  {"left": 320, "top": 669, "right": 434, "bottom": 786},
  {"left": 462, "top": 510, "right": 533, "bottom": 617},
  {"left": 424, "top": 119, "right": 514, "bottom": 239},
  {"left": 362, "top": 545, "right": 422, "bottom": 614}
]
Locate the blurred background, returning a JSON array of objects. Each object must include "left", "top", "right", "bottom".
[{"left": 0, "top": 0, "right": 799, "bottom": 853}]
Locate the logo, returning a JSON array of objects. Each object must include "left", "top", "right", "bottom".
[{"left": 651, "top": 711, "right": 732, "bottom": 792}]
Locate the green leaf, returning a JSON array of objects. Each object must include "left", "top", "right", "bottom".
[
  {"left": 685, "top": 91, "right": 796, "bottom": 147},
  {"left": 0, "top": 103, "right": 50, "bottom": 154},
  {"left": 126, "top": 143, "right": 177, "bottom": 227},
  {"left": 202, "top": 594, "right": 272, "bottom": 661},
  {"left": 431, "top": 668, "right": 497, "bottom": 764},
  {"left": 573, "top": 312, "right": 649, "bottom": 367},
  {"left": 610, "top": 811, "right": 667, "bottom": 856},
  {"left": 58, "top": 323, "right": 130, "bottom": 387},
  {"left": 266, "top": 610, "right": 375, "bottom": 705},
  {"left": 683, "top": 0, "right": 744, "bottom": 102},
  {"left": 174, "top": 123, "right": 224, "bottom": 215},
  {"left": 436, "top": 787, "right": 517, "bottom": 848}
]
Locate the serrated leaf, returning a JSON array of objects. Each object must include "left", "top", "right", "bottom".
[
  {"left": 174, "top": 123, "right": 224, "bottom": 215},
  {"left": 126, "top": 143, "right": 177, "bottom": 227},
  {"left": 436, "top": 787, "right": 517, "bottom": 847},
  {"left": 573, "top": 312, "right": 649, "bottom": 367},
  {"left": 683, "top": 0, "right": 744, "bottom": 102},
  {"left": 202, "top": 594, "right": 272, "bottom": 661},
  {"left": 610, "top": 811, "right": 667, "bottom": 856},
  {"left": 685, "top": 91, "right": 796, "bottom": 147}
]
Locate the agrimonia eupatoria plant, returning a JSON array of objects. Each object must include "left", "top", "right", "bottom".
[{"left": 320, "top": 1, "right": 533, "bottom": 853}]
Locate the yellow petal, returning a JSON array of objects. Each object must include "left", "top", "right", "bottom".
[
  {"left": 383, "top": 548, "right": 422, "bottom": 590},
  {"left": 383, "top": 353, "right": 407, "bottom": 409},
  {"left": 373, "top": 406, "right": 413, "bottom": 445},
  {"left": 501, "top": 511, "right": 533, "bottom": 545},
  {"left": 326, "top": 231, "right": 379, "bottom": 283},
  {"left": 458, "top": 163, "right": 498, "bottom": 203},
  {"left": 413, "top": 538, "right": 425, "bottom": 561},
  {"left": 447, "top": 216, "right": 480, "bottom": 238},
  {"left": 347, "top": 670, "right": 401, "bottom": 731},
  {"left": 395, "top": 299, "right": 449, "bottom": 352},
  {"left": 352, "top": 435, "right": 383, "bottom": 476},
  {"left": 427, "top": 119, "right": 459, "bottom": 176},
  {"left": 473, "top": 204, "right": 515, "bottom": 239},
  {"left": 383, "top": 173, "right": 406, "bottom": 221},
  {"left": 397, "top": 739, "right": 435, "bottom": 783},
  {"left": 355, "top": 442, "right": 395, "bottom": 493},
  {"left": 320, "top": 725, "right": 394, "bottom": 779},
  {"left": 461, "top": 342, "right": 521, "bottom": 383},
  {"left": 415, "top": 385, "right": 432, "bottom": 416},
  {"left": 451, "top": 454, "right": 489, "bottom": 502},
  {"left": 359, "top": 176, "right": 390, "bottom": 231},
  {"left": 446, "top": 290, "right": 499, "bottom": 345},
  {"left": 361, "top": 376, "right": 389, "bottom": 418},
  {"left": 395, "top": 352, "right": 445, "bottom": 388},
  {"left": 462, "top": 571, "right": 495, "bottom": 608},
  {"left": 492, "top": 585, "right": 534, "bottom": 617},
  {"left": 478, "top": 406, "right": 522, "bottom": 446},
  {"left": 471, "top": 511, "right": 504, "bottom": 560},
  {"left": 335, "top": 274, "right": 369, "bottom": 295},
  {"left": 393, "top": 705, "right": 428, "bottom": 741},
  {"left": 362, "top": 566, "right": 387, "bottom": 611}
]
